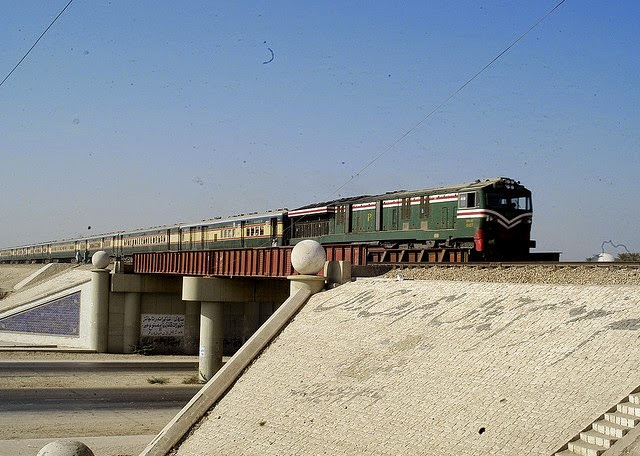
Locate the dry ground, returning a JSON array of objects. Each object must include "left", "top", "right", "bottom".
[{"left": 0, "top": 351, "right": 200, "bottom": 389}]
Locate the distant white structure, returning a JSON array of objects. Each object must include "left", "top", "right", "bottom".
[
  {"left": 595, "top": 252, "right": 615, "bottom": 262},
  {"left": 592, "top": 240, "right": 630, "bottom": 262}
]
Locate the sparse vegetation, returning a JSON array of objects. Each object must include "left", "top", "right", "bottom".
[
  {"left": 182, "top": 374, "right": 201, "bottom": 384},
  {"left": 616, "top": 252, "right": 640, "bottom": 262},
  {"left": 147, "top": 376, "right": 169, "bottom": 384}
]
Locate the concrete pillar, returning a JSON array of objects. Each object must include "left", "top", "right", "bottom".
[
  {"left": 90, "top": 269, "right": 110, "bottom": 352},
  {"left": 183, "top": 302, "right": 200, "bottom": 355},
  {"left": 324, "top": 260, "right": 352, "bottom": 287},
  {"left": 182, "top": 276, "right": 255, "bottom": 383},
  {"left": 123, "top": 292, "right": 141, "bottom": 353},
  {"left": 198, "top": 301, "right": 224, "bottom": 382}
]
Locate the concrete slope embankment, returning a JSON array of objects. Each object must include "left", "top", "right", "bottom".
[
  {"left": 171, "top": 278, "right": 640, "bottom": 456},
  {"left": 0, "top": 267, "right": 91, "bottom": 314}
]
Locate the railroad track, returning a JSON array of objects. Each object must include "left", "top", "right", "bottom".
[{"left": 379, "top": 261, "right": 640, "bottom": 269}]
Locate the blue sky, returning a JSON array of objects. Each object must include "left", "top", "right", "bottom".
[{"left": 0, "top": 1, "right": 638, "bottom": 260}]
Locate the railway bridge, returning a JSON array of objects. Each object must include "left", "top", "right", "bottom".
[
  {"left": 130, "top": 243, "right": 476, "bottom": 278},
  {"left": 0, "top": 243, "right": 351, "bottom": 383}
]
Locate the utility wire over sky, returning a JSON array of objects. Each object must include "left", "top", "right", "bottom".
[
  {"left": 0, "top": 0, "right": 74, "bottom": 89},
  {"left": 272, "top": 0, "right": 569, "bottom": 246},
  {"left": 331, "top": 0, "right": 568, "bottom": 197}
]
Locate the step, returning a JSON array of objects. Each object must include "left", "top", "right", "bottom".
[
  {"left": 605, "top": 411, "right": 640, "bottom": 427},
  {"left": 555, "top": 450, "right": 578, "bottom": 456},
  {"left": 629, "top": 393, "right": 640, "bottom": 405},
  {"left": 617, "top": 401, "right": 640, "bottom": 417},
  {"left": 593, "top": 418, "right": 631, "bottom": 438},
  {"left": 579, "top": 429, "right": 617, "bottom": 448},
  {"left": 567, "top": 439, "right": 607, "bottom": 456}
]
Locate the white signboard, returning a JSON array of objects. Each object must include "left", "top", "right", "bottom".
[{"left": 141, "top": 314, "right": 185, "bottom": 336}]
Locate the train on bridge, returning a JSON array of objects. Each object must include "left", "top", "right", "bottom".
[{"left": 0, "top": 177, "right": 543, "bottom": 264}]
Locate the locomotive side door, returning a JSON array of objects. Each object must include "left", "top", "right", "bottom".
[{"left": 442, "top": 207, "right": 454, "bottom": 229}]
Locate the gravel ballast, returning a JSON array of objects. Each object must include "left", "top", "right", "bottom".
[{"left": 382, "top": 264, "right": 640, "bottom": 285}]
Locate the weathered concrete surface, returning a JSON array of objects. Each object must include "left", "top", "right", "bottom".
[
  {"left": 0, "top": 264, "right": 45, "bottom": 291},
  {"left": 0, "top": 268, "right": 92, "bottom": 313},
  {"left": 172, "top": 278, "right": 640, "bottom": 456}
]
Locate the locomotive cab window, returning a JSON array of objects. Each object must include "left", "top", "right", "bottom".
[
  {"left": 487, "top": 193, "right": 532, "bottom": 211},
  {"left": 459, "top": 192, "right": 477, "bottom": 209}
]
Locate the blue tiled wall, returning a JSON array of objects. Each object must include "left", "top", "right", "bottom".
[{"left": 0, "top": 291, "right": 81, "bottom": 336}]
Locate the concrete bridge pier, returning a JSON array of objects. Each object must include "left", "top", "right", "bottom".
[
  {"left": 182, "top": 277, "right": 256, "bottom": 382},
  {"left": 122, "top": 292, "right": 141, "bottom": 354},
  {"left": 183, "top": 302, "right": 201, "bottom": 355},
  {"left": 198, "top": 301, "right": 224, "bottom": 378}
]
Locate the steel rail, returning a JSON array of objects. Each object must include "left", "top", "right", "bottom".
[{"left": 377, "top": 261, "right": 640, "bottom": 269}]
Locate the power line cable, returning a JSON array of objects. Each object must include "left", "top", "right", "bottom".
[
  {"left": 0, "top": 0, "right": 75, "bottom": 89},
  {"left": 331, "top": 0, "right": 568, "bottom": 197},
  {"left": 274, "top": 0, "right": 569, "bottom": 246}
]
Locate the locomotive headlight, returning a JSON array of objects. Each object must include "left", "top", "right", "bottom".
[
  {"left": 486, "top": 215, "right": 494, "bottom": 221},
  {"left": 526, "top": 218, "right": 532, "bottom": 224}
]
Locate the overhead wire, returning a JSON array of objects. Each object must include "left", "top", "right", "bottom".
[
  {"left": 270, "top": 0, "right": 569, "bottom": 247},
  {"left": 0, "top": 0, "right": 75, "bottom": 90},
  {"left": 331, "top": 0, "right": 568, "bottom": 197}
]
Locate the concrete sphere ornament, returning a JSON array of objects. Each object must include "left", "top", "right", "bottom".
[
  {"left": 37, "top": 440, "right": 95, "bottom": 456},
  {"left": 91, "top": 250, "right": 110, "bottom": 269},
  {"left": 291, "top": 240, "right": 326, "bottom": 275}
]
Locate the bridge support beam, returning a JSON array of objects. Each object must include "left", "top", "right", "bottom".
[
  {"left": 122, "top": 292, "right": 141, "bottom": 353},
  {"left": 182, "top": 276, "right": 256, "bottom": 382}
]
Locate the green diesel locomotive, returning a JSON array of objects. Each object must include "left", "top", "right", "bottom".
[{"left": 288, "top": 177, "right": 534, "bottom": 260}]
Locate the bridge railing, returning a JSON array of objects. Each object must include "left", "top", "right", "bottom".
[{"left": 133, "top": 245, "right": 368, "bottom": 278}]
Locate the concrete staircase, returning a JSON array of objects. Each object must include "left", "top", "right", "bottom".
[{"left": 555, "top": 392, "right": 640, "bottom": 456}]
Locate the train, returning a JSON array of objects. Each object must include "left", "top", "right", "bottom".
[{"left": 0, "top": 177, "right": 538, "bottom": 264}]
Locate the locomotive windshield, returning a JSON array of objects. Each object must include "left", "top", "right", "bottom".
[{"left": 486, "top": 193, "right": 532, "bottom": 211}]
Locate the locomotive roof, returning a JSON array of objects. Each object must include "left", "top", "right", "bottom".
[{"left": 291, "top": 177, "right": 525, "bottom": 211}]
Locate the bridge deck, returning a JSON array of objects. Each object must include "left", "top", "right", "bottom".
[{"left": 133, "top": 245, "right": 367, "bottom": 277}]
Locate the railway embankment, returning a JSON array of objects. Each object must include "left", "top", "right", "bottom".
[
  {"left": 382, "top": 263, "right": 640, "bottom": 285},
  {"left": 0, "top": 263, "right": 78, "bottom": 302},
  {"left": 0, "top": 265, "right": 91, "bottom": 314},
  {"left": 163, "top": 273, "right": 640, "bottom": 456}
]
